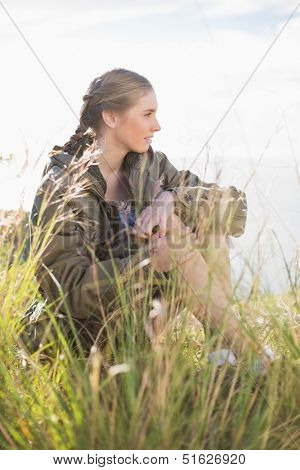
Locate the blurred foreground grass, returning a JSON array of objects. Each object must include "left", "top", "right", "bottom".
[{"left": 0, "top": 209, "right": 299, "bottom": 450}]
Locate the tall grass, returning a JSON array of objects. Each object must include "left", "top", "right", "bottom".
[{"left": 0, "top": 201, "right": 299, "bottom": 450}]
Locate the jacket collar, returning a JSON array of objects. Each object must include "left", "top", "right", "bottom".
[{"left": 47, "top": 144, "right": 154, "bottom": 202}]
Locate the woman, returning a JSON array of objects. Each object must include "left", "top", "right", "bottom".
[{"left": 26, "top": 67, "right": 270, "bottom": 370}]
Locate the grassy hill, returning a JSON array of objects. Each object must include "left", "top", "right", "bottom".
[{"left": 0, "top": 207, "right": 299, "bottom": 450}]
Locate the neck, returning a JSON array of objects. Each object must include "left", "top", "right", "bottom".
[{"left": 91, "top": 137, "right": 129, "bottom": 174}]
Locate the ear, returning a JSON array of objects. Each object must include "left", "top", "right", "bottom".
[{"left": 101, "top": 109, "right": 117, "bottom": 129}]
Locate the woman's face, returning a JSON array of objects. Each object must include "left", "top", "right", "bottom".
[{"left": 113, "top": 89, "right": 161, "bottom": 154}]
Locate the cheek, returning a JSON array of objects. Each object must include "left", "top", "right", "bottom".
[
  {"left": 122, "top": 118, "right": 147, "bottom": 141},
  {"left": 132, "top": 121, "right": 147, "bottom": 138}
]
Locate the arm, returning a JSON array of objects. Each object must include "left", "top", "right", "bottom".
[
  {"left": 30, "top": 166, "right": 150, "bottom": 319},
  {"left": 157, "top": 150, "right": 218, "bottom": 207},
  {"left": 156, "top": 151, "right": 248, "bottom": 238}
]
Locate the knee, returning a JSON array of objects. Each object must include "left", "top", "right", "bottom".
[
  {"left": 165, "top": 218, "right": 198, "bottom": 264},
  {"left": 166, "top": 213, "right": 192, "bottom": 239}
]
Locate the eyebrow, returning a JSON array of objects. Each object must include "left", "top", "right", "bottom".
[{"left": 143, "top": 108, "right": 157, "bottom": 112}]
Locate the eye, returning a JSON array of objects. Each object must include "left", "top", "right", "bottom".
[{"left": 145, "top": 113, "right": 152, "bottom": 116}]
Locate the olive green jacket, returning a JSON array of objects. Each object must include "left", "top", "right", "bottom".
[{"left": 30, "top": 145, "right": 247, "bottom": 319}]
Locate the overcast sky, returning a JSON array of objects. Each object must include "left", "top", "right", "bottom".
[{"left": 0, "top": 0, "right": 299, "bottom": 293}]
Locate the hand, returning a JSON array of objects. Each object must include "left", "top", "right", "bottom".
[
  {"left": 148, "top": 215, "right": 197, "bottom": 272},
  {"left": 132, "top": 191, "right": 175, "bottom": 239}
]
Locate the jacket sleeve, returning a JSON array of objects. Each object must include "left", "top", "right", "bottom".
[
  {"left": 156, "top": 151, "right": 248, "bottom": 238},
  {"left": 30, "top": 166, "right": 150, "bottom": 319}
]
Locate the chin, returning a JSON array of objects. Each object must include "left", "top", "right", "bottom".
[
  {"left": 136, "top": 144, "right": 149, "bottom": 153},
  {"left": 129, "top": 142, "right": 151, "bottom": 154}
]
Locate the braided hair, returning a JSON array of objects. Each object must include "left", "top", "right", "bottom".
[{"left": 51, "top": 68, "right": 153, "bottom": 159}]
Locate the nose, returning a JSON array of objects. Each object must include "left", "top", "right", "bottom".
[{"left": 152, "top": 116, "right": 161, "bottom": 132}]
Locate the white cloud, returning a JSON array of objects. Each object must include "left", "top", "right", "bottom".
[
  {"left": 198, "top": 0, "right": 299, "bottom": 19},
  {"left": 0, "top": 0, "right": 186, "bottom": 34},
  {"left": 0, "top": 0, "right": 299, "bottom": 294}
]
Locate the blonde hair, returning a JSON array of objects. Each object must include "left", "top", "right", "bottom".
[{"left": 52, "top": 68, "right": 153, "bottom": 159}]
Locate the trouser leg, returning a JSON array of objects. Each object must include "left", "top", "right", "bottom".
[{"left": 160, "top": 213, "right": 251, "bottom": 355}]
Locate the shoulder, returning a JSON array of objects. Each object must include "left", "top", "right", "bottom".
[
  {"left": 40, "top": 148, "right": 91, "bottom": 187},
  {"left": 35, "top": 150, "right": 94, "bottom": 206}
]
